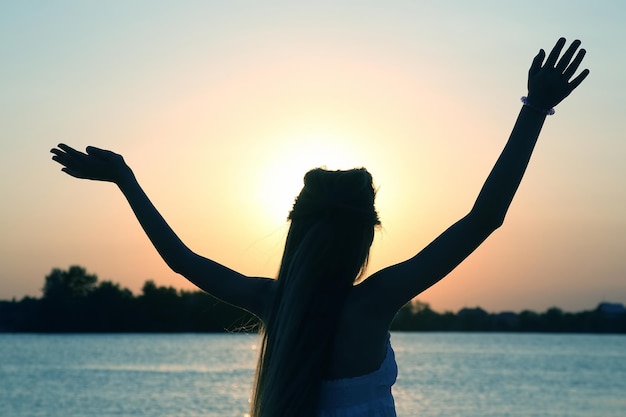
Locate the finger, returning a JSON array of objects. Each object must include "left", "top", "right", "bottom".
[
  {"left": 61, "top": 167, "right": 87, "bottom": 179},
  {"left": 563, "top": 48, "right": 586, "bottom": 80},
  {"left": 528, "top": 49, "right": 545, "bottom": 77},
  {"left": 51, "top": 152, "right": 72, "bottom": 167},
  {"left": 57, "top": 143, "right": 74, "bottom": 152},
  {"left": 86, "top": 146, "right": 106, "bottom": 155},
  {"left": 51, "top": 156, "right": 65, "bottom": 168},
  {"left": 556, "top": 39, "right": 581, "bottom": 72},
  {"left": 57, "top": 143, "right": 87, "bottom": 158},
  {"left": 545, "top": 37, "right": 566, "bottom": 68},
  {"left": 51, "top": 148, "right": 84, "bottom": 169},
  {"left": 51, "top": 154, "right": 64, "bottom": 164},
  {"left": 50, "top": 148, "right": 65, "bottom": 157},
  {"left": 86, "top": 146, "right": 121, "bottom": 162},
  {"left": 568, "top": 68, "right": 590, "bottom": 91}
]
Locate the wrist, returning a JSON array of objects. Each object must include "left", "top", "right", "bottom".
[
  {"left": 521, "top": 96, "right": 555, "bottom": 116},
  {"left": 115, "top": 165, "right": 136, "bottom": 188}
]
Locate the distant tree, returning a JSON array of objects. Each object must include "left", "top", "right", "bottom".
[
  {"left": 390, "top": 300, "right": 454, "bottom": 331},
  {"left": 409, "top": 299, "right": 431, "bottom": 314},
  {"left": 456, "top": 307, "right": 490, "bottom": 331},
  {"left": 541, "top": 307, "right": 565, "bottom": 332},
  {"left": 42, "top": 265, "right": 98, "bottom": 299},
  {"left": 518, "top": 310, "right": 541, "bottom": 332},
  {"left": 38, "top": 266, "right": 99, "bottom": 331},
  {"left": 138, "top": 280, "right": 184, "bottom": 331},
  {"left": 87, "top": 280, "right": 136, "bottom": 331},
  {"left": 409, "top": 301, "right": 446, "bottom": 331},
  {"left": 3, "top": 265, "right": 624, "bottom": 333},
  {"left": 91, "top": 280, "right": 133, "bottom": 301}
]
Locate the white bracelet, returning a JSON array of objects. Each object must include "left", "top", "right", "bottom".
[{"left": 521, "top": 96, "right": 555, "bottom": 116}]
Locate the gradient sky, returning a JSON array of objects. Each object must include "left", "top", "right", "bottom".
[{"left": 1, "top": 1, "right": 624, "bottom": 313}]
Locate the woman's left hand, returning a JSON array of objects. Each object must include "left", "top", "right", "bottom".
[{"left": 526, "top": 37, "right": 590, "bottom": 110}]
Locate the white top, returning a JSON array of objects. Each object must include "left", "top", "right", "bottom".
[{"left": 317, "top": 336, "right": 397, "bottom": 417}]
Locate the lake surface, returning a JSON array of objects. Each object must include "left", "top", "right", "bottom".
[{"left": 1, "top": 332, "right": 625, "bottom": 417}]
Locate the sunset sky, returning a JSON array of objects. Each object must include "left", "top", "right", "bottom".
[{"left": 1, "top": 1, "right": 624, "bottom": 313}]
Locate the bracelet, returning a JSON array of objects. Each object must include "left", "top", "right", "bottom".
[{"left": 521, "top": 96, "right": 555, "bottom": 116}]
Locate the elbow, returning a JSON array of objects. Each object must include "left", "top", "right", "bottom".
[
  {"left": 163, "top": 249, "right": 192, "bottom": 276},
  {"left": 168, "top": 261, "right": 185, "bottom": 275},
  {"left": 487, "top": 211, "right": 506, "bottom": 231},
  {"left": 468, "top": 208, "right": 505, "bottom": 234},
  {"left": 491, "top": 217, "right": 505, "bottom": 231}
]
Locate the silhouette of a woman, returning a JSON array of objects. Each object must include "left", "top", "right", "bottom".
[{"left": 51, "top": 38, "right": 589, "bottom": 417}]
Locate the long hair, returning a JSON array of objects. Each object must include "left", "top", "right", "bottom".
[{"left": 250, "top": 167, "right": 380, "bottom": 417}]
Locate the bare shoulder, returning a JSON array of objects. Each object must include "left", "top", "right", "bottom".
[{"left": 352, "top": 213, "right": 497, "bottom": 319}]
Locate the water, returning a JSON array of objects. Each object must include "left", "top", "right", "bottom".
[{"left": 1, "top": 333, "right": 624, "bottom": 417}]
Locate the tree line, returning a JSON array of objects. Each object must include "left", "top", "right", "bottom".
[{"left": 1, "top": 266, "right": 624, "bottom": 333}]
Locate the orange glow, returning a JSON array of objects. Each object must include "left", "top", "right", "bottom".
[
  {"left": 2, "top": 3, "right": 624, "bottom": 313},
  {"left": 254, "top": 131, "right": 374, "bottom": 225}
]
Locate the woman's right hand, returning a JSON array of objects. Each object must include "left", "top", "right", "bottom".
[{"left": 51, "top": 144, "right": 132, "bottom": 183}]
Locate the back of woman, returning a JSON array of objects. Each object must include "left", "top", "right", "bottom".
[
  {"left": 317, "top": 293, "right": 399, "bottom": 417},
  {"left": 250, "top": 168, "right": 382, "bottom": 417}
]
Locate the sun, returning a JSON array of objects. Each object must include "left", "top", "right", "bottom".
[{"left": 255, "top": 131, "right": 370, "bottom": 226}]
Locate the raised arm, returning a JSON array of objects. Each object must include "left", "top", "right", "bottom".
[
  {"left": 50, "top": 145, "right": 273, "bottom": 318},
  {"left": 361, "top": 38, "right": 589, "bottom": 319}
]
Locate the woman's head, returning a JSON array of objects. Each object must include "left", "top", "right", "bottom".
[
  {"left": 286, "top": 167, "right": 380, "bottom": 282},
  {"left": 251, "top": 167, "right": 380, "bottom": 417},
  {"left": 289, "top": 168, "right": 379, "bottom": 225}
]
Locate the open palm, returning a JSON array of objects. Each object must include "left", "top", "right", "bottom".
[
  {"left": 50, "top": 144, "right": 129, "bottom": 183},
  {"left": 527, "top": 38, "right": 590, "bottom": 109}
]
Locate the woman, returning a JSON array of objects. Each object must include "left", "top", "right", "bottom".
[{"left": 51, "top": 38, "right": 589, "bottom": 417}]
